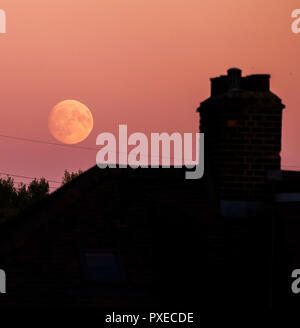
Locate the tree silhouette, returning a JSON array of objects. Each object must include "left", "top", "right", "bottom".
[
  {"left": 28, "top": 178, "right": 49, "bottom": 201},
  {"left": 0, "top": 176, "right": 49, "bottom": 223},
  {"left": 61, "top": 169, "right": 83, "bottom": 185},
  {"left": 0, "top": 169, "right": 83, "bottom": 224}
]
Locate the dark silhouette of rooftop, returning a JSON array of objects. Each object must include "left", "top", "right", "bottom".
[{"left": 0, "top": 68, "right": 299, "bottom": 309}]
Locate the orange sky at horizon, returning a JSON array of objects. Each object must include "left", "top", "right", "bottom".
[{"left": 0, "top": 0, "right": 299, "bottom": 187}]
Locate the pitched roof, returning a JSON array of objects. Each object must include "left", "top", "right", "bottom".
[{"left": 0, "top": 165, "right": 216, "bottom": 260}]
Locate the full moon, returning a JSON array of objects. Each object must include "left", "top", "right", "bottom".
[{"left": 48, "top": 100, "right": 93, "bottom": 144}]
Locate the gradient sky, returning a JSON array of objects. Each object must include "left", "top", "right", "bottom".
[{"left": 0, "top": 0, "right": 299, "bottom": 189}]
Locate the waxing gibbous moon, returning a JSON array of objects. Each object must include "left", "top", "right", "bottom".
[{"left": 48, "top": 100, "right": 93, "bottom": 144}]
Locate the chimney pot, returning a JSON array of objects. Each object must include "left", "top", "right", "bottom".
[{"left": 227, "top": 67, "right": 242, "bottom": 90}]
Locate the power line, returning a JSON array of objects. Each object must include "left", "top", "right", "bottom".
[
  {"left": 0, "top": 174, "right": 59, "bottom": 190},
  {"left": 3, "top": 177, "right": 58, "bottom": 186},
  {"left": 0, "top": 134, "right": 97, "bottom": 151},
  {"left": 0, "top": 132, "right": 197, "bottom": 161},
  {"left": 0, "top": 171, "right": 61, "bottom": 184},
  {"left": 282, "top": 165, "right": 300, "bottom": 169},
  {"left": 1, "top": 132, "right": 300, "bottom": 169}
]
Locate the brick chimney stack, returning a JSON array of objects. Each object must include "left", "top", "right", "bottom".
[{"left": 198, "top": 68, "right": 285, "bottom": 207}]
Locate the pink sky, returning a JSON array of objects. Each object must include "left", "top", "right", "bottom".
[{"left": 0, "top": 0, "right": 299, "bottom": 189}]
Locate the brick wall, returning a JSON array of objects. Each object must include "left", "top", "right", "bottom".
[{"left": 198, "top": 68, "right": 285, "bottom": 201}]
